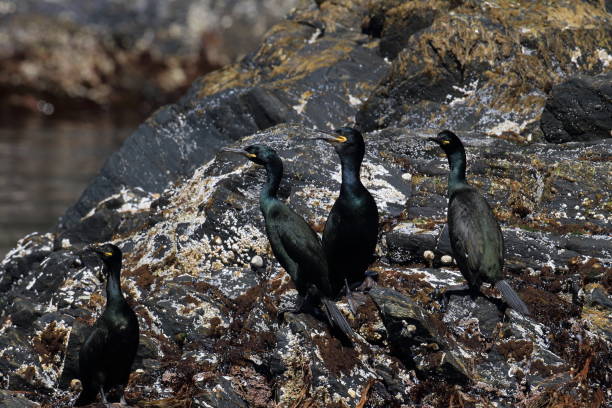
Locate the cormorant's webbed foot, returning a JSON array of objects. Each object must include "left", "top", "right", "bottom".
[
  {"left": 354, "top": 271, "right": 378, "bottom": 292},
  {"left": 344, "top": 279, "right": 359, "bottom": 315},
  {"left": 435, "top": 284, "right": 474, "bottom": 311},
  {"left": 119, "top": 387, "right": 129, "bottom": 406},
  {"left": 98, "top": 386, "right": 112, "bottom": 408},
  {"left": 278, "top": 295, "right": 321, "bottom": 321}
]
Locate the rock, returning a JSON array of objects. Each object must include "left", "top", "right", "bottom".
[
  {"left": 540, "top": 72, "right": 612, "bottom": 143},
  {"left": 250, "top": 255, "right": 264, "bottom": 268},
  {"left": 588, "top": 286, "right": 612, "bottom": 309},
  {"left": 0, "top": 391, "right": 39, "bottom": 408},
  {"left": 356, "top": 0, "right": 611, "bottom": 136},
  {"left": 59, "top": 18, "right": 390, "bottom": 229},
  {"left": 1, "top": 1, "right": 611, "bottom": 407}
]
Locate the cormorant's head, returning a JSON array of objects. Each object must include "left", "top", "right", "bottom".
[
  {"left": 89, "top": 243, "right": 122, "bottom": 272},
  {"left": 222, "top": 144, "right": 279, "bottom": 166},
  {"left": 313, "top": 127, "right": 365, "bottom": 158},
  {"left": 428, "top": 130, "right": 463, "bottom": 154}
]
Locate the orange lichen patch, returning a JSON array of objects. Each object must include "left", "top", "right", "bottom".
[
  {"left": 127, "top": 264, "right": 156, "bottom": 291},
  {"left": 495, "top": 340, "right": 533, "bottom": 362},
  {"left": 16, "top": 365, "right": 36, "bottom": 383},
  {"left": 568, "top": 257, "right": 609, "bottom": 287},
  {"left": 229, "top": 365, "right": 274, "bottom": 408},
  {"left": 518, "top": 287, "right": 579, "bottom": 327},
  {"left": 378, "top": 268, "right": 435, "bottom": 303},
  {"left": 32, "top": 321, "right": 70, "bottom": 369},
  {"left": 87, "top": 292, "right": 105, "bottom": 311},
  {"left": 312, "top": 335, "right": 359, "bottom": 376},
  {"left": 189, "top": 281, "right": 233, "bottom": 312},
  {"left": 410, "top": 378, "right": 456, "bottom": 408},
  {"left": 529, "top": 358, "right": 566, "bottom": 378}
]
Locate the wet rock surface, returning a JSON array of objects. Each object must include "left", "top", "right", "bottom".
[
  {"left": 1, "top": 1, "right": 611, "bottom": 407},
  {"left": 356, "top": 0, "right": 611, "bottom": 138},
  {"left": 540, "top": 72, "right": 612, "bottom": 143}
]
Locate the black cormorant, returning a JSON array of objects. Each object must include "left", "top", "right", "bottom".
[
  {"left": 222, "top": 144, "right": 355, "bottom": 342},
  {"left": 429, "top": 130, "right": 529, "bottom": 315},
  {"left": 313, "top": 127, "right": 379, "bottom": 300},
  {"left": 75, "top": 244, "right": 140, "bottom": 406}
]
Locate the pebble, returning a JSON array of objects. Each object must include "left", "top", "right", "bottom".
[
  {"left": 250, "top": 255, "right": 264, "bottom": 268},
  {"left": 441, "top": 255, "right": 453, "bottom": 264},
  {"left": 423, "top": 250, "right": 435, "bottom": 261}
]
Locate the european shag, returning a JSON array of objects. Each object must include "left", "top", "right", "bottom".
[
  {"left": 429, "top": 130, "right": 529, "bottom": 316},
  {"left": 222, "top": 144, "right": 355, "bottom": 342},
  {"left": 75, "top": 244, "right": 140, "bottom": 406},
  {"left": 313, "top": 127, "right": 379, "bottom": 300}
]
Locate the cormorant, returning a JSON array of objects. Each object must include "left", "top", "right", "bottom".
[
  {"left": 312, "top": 127, "right": 379, "bottom": 301},
  {"left": 222, "top": 144, "right": 355, "bottom": 342},
  {"left": 75, "top": 244, "right": 140, "bottom": 406},
  {"left": 429, "top": 130, "right": 529, "bottom": 315}
]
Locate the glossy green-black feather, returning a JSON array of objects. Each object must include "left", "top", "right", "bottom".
[
  {"left": 431, "top": 130, "right": 529, "bottom": 315},
  {"left": 76, "top": 244, "right": 139, "bottom": 406},
  {"left": 253, "top": 146, "right": 333, "bottom": 299},
  {"left": 448, "top": 186, "right": 504, "bottom": 286},
  {"left": 238, "top": 145, "right": 354, "bottom": 339},
  {"left": 321, "top": 128, "right": 378, "bottom": 294}
]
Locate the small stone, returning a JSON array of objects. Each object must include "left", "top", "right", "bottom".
[
  {"left": 401, "top": 172, "right": 412, "bottom": 181},
  {"left": 250, "top": 255, "right": 264, "bottom": 268},
  {"left": 441, "top": 255, "right": 453, "bottom": 264},
  {"left": 70, "top": 379, "right": 82, "bottom": 391},
  {"left": 214, "top": 236, "right": 223, "bottom": 245},
  {"left": 423, "top": 250, "right": 435, "bottom": 261}
]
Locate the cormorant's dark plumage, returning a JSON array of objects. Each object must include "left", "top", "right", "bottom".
[
  {"left": 223, "top": 145, "right": 355, "bottom": 342},
  {"left": 75, "top": 244, "right": 139, "bottom": 406},
  {"left": 314, "top": 127, "right": 379, "bottom": 295},
  {"left": 429, "top": 130, "right": 529, "bottom": 315}
]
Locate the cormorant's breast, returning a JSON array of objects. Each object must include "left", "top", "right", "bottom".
[
  {"left": 448, "top": 186, "right": 504, "bottom": 285},
  {"left": 323, "top": 182, "right": 378, "bottom": 293}
]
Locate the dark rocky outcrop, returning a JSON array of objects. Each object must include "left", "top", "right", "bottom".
[
  {"left": 356, "top": 0, "right": 612, "bottom": 137},
  {"left": 1, "top": 1, "right": 611, "bottom": 407},
  {"left": 541, "top": 72, "right": 612, "bottom": 143}
]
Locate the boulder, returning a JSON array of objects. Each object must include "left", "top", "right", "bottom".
[{"left": 541, "top": 72, "right": 612, "bottom": 143}]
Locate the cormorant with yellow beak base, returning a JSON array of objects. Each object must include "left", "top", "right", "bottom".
[
  {"left": 429, "top": 130, "right": 529, "bottom": 316},
  {"left": 75, "top": 244, "right": 139, "bottom": 406},
  {"left": 222, "top": 144, "right": 355, "bottom": 344}
]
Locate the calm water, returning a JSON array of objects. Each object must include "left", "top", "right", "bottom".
[{"left": 0, "top": 118, "right": 135, "bottom": 258}]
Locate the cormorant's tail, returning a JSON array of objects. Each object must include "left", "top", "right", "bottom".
[
  {"left": 321, "top": 298, "right": 355, "bottom": 345},
  {"left": 495, "top": 280, "right": 530, "bottom": 316},
  {"left": 74, "top": 386, "right": 97, "bottom": 406}
]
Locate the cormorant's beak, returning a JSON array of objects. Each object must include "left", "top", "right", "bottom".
[
  {"left": 427, "top": 136, "right": 450, "bottom": 146},
  {"left": 88, "top": 245, "right": 113, "bottom": 257},
  {"left": 311, "top": 130, "right": 347, "bottom": 144},
  {"left": 221, "top": 147, "right": 256, "bottom": 158}
]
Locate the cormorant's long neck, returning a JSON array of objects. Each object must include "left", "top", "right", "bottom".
[
  {"left": 446, "top": 147, "right": 467, "bottom": 193},
  {"left": 260, "top": 157, "right": 283, "bottom": 206},
  {"left": 105, "top": 259, "right": 126, "bottom": 307},
  {"left": 340, "top": 153, "right": 364, "bottom": 194}
]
